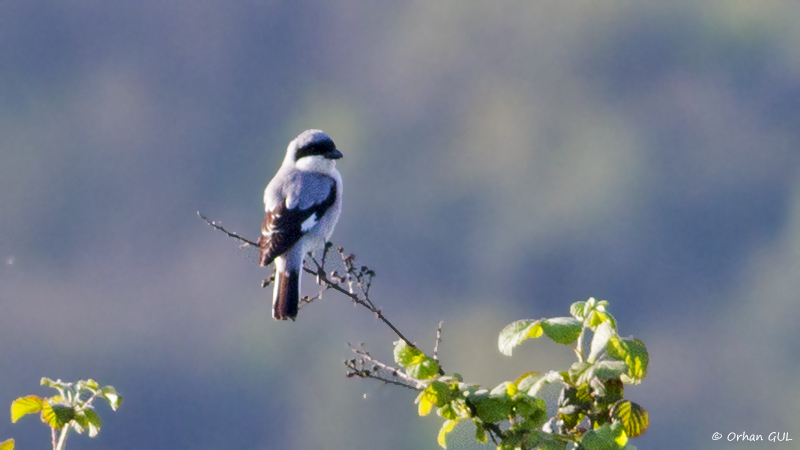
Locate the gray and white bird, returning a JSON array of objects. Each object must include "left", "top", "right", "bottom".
[{"left": 259, "top": 130, "right": 343, "bottom": 321}]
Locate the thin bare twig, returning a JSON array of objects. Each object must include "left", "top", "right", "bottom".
[
  {"left": 198, "top": 212, "right": 259, "bottom": 247},
  {"left": 487, "top": 426, "right": 501, "bottom": 446},
  {"left": 299, "top": 290, "right": 325, "bottom": 309},
  {"left": 345, "top": 348, "right": 424, "bottom": 390},
  {"left": 345, "top": 366, "right": 419, "bottom": 389},
  {"left": 305, "top": 256, "right": 416, "bottom": 348},
  {"left": 433, "top": 321, "right": 443, "bottom": 361}
]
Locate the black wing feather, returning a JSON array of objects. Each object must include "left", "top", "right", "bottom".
[{"left": 259, "top": 183, "right": 337, "bottom": 266}]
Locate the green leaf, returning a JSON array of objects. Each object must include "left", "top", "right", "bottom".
[
  {"left": 393, "top": 341, "right": 426, "bottom": 368},
  {"left": 589, "top": 321, "right": 614, "bottom": 362},
  {"left": 559, "top": 410, "right": 584, "bottom": 430},
  {"left": 515, "top": 372, "right": 542, "bottom": 392},
  {"left": 508, "top": 426, "right": 543, "bottom": 447},
  {"left": 542, "top": 317, "right": 582, "bottom": 344},
  {"left": 611, "top": 401, "right": 649, "bottom": 438},
  {"left": 527, "top": 371, "right": 565, "bottom": 396},
  {"left": 558, "top": 385, "right": 592, "bottom": 417},
  {"left": 416, "top": 382, "right": 451, "bottom": 416},
  {"left": 594, "top": 378, "right": 624, "bottom": 406},
  {"left": 407, "top": 357, "right": 441, "bottom": 380},
  {"left": 41, "top": 379, "right": 71, "bottom": 400},
  {"left": 394, "top": 341, "right": 440, "bottom": 379},
  {"left": 72, "top": 411, "right": 89, "bottom": 434},
  {"left": 538, "top": 439, "right": 567, "bottom": 450},
  {"left": 41, "top": 403, "right": 75, "bottom": 429},
  {"left": 570, "top": 300, "right": 587, "bottom": 319},
  {"left": 512, "top": 395, "right": 547, "bottom": 426},
  {"left": 437, "top": 404, "right": 458, "bottom": 420},
  {"left": 81, "top": 379, "right": 100, "bottom": 391},
  {"left": 101, "top": 386, "right": 123, "bottom": 411},
  {"left": 582, "top": 297, "right": 598, "bottom": 317},
  {"left": 449, "top": 397, "right": 469, "bottom": 419},
  {"left": 593, "top": 360, "right": 628, "bottom": 382},
  {"left": 11, "top": 395, "right": 44, "bottom": 423},
  {"left": 0, "top": 439, "right": 14, "bottom": 450},
  {"left": 588, "top": 309, "right": 617, "bottom": 331},
  {"left": 490, "top": 381, "right": 517, "bottom": 397},
  {"left": 607, "top": 337, "right": 649, "bottom": 383},
  {"left": 416, "top": 392, "right": 433, "bottom": 416},
  {"left": 437, "top": 419, "right": 458, "bottom": 448},
  {"left": 558, "top": 386, "right": 591, "bottom": 430},
  {"left": 474, "top": 421, "right": 487, "bottom": 443},
  {"left": 581, "top": 423, "right": 628, "bottom": 450},
  {"left": 498, "top": 429, "right": 524, "bottom": 449},
  {"left": 569, "top": 361, "right": 593, "bottom": 384},
  {"left": 472, "top": 395, "right": 512, "bottom": 423},
  {"left": 83, "top": 408, "right": 102, "bottom": 437},
  {"left": 498, "top": 319, "right": 543, "bottom": 356},
  {"left": 40, "top": 378, "right": 59, "bottom": 389}
]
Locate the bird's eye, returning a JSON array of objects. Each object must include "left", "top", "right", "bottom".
[{"left": 295, "top": 139, "right": 337, "bottom": 161}]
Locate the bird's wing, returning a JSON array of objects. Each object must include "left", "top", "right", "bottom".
[{"left": 259, "top": 172, "right": 337, "bottom": 266}]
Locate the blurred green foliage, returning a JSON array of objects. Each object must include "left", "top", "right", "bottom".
[{"left": 11, "top": 378, "right": 121, "bottom": 450}]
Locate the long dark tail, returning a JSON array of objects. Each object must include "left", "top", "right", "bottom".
[{"left": 273, "top": 270, "right": 299, "bottom": 321}]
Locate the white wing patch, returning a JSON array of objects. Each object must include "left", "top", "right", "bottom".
[{"left": 301, "top": 215, "right": 318, "bottom": 232}]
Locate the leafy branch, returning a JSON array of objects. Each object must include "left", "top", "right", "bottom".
[
  {"left": 200, "top": 213, "right": 649, "bottom": 449},
  {"left": 11, "top": 378, "right": 122, "bottom": 450},
  {"left": 355, "top": 298, "right": 648, "bottom": 450}
]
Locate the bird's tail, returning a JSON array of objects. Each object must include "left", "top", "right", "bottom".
[{"left": 273, "top": 269, "right": 299, "bottom": 321}]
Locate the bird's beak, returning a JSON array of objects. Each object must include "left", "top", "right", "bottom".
[{"left": 327, "top": 149, "right": 344, "bottom": 160}]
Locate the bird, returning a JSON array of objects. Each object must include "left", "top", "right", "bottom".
[{"left": 259, "top": 130, "right": 343, "bottom": 321}]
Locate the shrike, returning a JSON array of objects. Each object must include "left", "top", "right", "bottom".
[{"left": 259, "top": 130, "right": 343, "bottom": 321}]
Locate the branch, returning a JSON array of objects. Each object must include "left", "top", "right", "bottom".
[
  {"left": 198, "top": 211, "right": 417, "bottom": 350},
  {"left": 433, "top": 321, "right": 443, "bottom": 361},
  {"left": 55, "top": 424, "right": 69, "bottom": 450},
  {"left": 345, "top": 347, "right": 424, "bottom": 390},
  {"left": 298, "top": 288, "right": 329, "bottom": 309},
  {"left": 197, "top": 212, "right": 259, "bottom": 247},
  {"left": 308, "top": 260, "right": 416, "bottom": 349}
]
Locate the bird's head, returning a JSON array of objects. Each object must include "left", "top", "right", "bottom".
[{"left": 286, "top": 129, "right": 343, "bottom": 172}]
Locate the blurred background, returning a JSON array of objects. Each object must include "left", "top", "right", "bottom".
[{"left": 1, "top": 1, "right": 799, "bottom": 448}]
